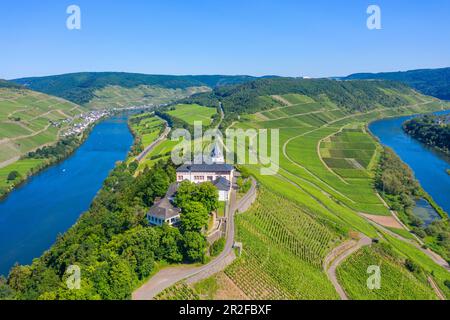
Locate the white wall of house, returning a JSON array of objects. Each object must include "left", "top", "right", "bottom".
[
  {"left": 176, "top": 171, "right": 233, "bottom": 185},
  {"left": 218, "top": 190, "right": 229, "bottom": 201},
  {"left": 148, "top": 214, "right": 180, "bottom": 226}
]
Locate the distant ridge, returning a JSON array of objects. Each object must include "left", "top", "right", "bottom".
[
  {"left": 12, "top": 72, "right": 262, "bottom": 106},
  {"left": 344, "top": 67, "right": 450, "bottom": 100}
]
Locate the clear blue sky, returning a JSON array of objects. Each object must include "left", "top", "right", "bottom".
[{"left": 1, "top": 0, "right": 449, "bottom": 79}]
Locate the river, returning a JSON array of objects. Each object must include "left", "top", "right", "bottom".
[
  {"left": 0, "top": 115, "right": 133, "bottom": 276},
  {"left": 369, "top": 110, "right": 450, "bottom": 216}
]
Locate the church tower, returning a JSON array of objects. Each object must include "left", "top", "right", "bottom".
[{"left": 210, "top": 142, "right": 225, "bottom": 164}]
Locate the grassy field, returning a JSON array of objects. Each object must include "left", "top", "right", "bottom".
[
  {"left": 0, "top": 159, "right": 47, "bottom": 194},
  {"left": 85, "top": 85, "right": 210, "bottom": 110},
  {"left": 166, "top": 104, "right": 217, "bottom": 126},
  {"left": 0, "top": 88, "right": 85, "bottom": 165}
]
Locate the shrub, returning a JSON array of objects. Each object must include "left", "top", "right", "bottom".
[
  {"left": 210, "top": 238, "right": 226, "bottom": 257},
  {"left": 404, "top": 259, "right": 419, "bottom": 273},
  {"left": 7, "top": 171, "right": 21, "bottom": 181}
]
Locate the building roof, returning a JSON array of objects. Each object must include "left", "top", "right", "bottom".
[
  {"left": 148, "top": 197, "right": 181, "bottom": 220},
  {"left": 213, "top": 176, "right": 231, "bottom": 191},
  {"left": 176, "top": 163, "right": 234, "bottom": 173}
]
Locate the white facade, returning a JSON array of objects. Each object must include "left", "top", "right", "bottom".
[{"left": 176, "top": 170, "right": 233, "bottom": 185}]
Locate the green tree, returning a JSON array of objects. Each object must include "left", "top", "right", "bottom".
[
  {"left": 157, "top": 225, "right": 184, "bottom": 263},
  {"left": 180, "top": 201, "right": 209, "bottom": 233},
  {"left": 7, "top": 171, "right": 21, "bottom": 181},
  {"left": 183, "top": 231, "right": 207, "bottom": 263}
]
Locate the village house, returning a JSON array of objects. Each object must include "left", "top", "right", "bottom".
[{"left": 147, "top": 183, "right": 181, "bottom": 226}]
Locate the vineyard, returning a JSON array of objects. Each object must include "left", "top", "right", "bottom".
[
  {"left": 223, "top": 188, "right": 340, "bottom": 299},
  {"left": 320, "top": 127, "right": 378, "bottom": 179},
  {"left": 336, "top": 245, "right": 438, "bottom": 300},
  {"left": 155, "top": 282, "right": 199, "bottom": 300}
]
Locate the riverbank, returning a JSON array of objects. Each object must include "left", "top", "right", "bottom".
[
  {"left": 0, "top": 115, "right": 134, "bottom": 276},
  {"left": 0, "top": 116, "right": 107, "bottom": 202},
  {"left": 368, "top": 110, "right": 450, "bottom": 263}
]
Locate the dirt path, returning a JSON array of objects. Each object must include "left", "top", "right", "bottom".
[
  {"left": 427, "top": 276, "right": 446, "bottom": 300},
  {"left": 324, "top": 235, "right": 372, "bottom": 300}
]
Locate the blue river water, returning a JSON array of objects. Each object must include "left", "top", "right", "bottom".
[
  {"left": 0, "top": 115, "right": 133, "bottom": 276},
  {"left": 369, "top": 110, "right": 450, "bottom": 216}
]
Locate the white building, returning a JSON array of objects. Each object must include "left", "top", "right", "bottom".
[
  {"left": 176, "top": 143, "right": 234, "bottom": 201},
  {"left": 147, "top": 184, "right": 181, "bottom": 226}
]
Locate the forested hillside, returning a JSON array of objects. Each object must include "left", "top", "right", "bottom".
[
  {"left": 345, "top": 67, "right": 450, "bottom": 100},
  {"left": 403, "top": 115, "right": 450, "bottom": 154},
  {"left": 182, "top": 77, "right": 425, "bottom": 127},
  {"left": 13, "top": 73, "right": 260, "bottom": 108}
]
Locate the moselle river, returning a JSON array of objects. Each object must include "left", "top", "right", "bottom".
[
  {"left": 0, "top": 115, "right": 133, "bottom": 276},
  {"left": 369, "top": 110, "right": 450, "bottom": 217}
]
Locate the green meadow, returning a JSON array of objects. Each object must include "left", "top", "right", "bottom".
[{"left": 166, "top": 104, "right": 217, "bottom": 126}]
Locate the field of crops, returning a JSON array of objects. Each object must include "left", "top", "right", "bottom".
[
  {"left": 223, "top": 188, "right": 340, "bottom": 299},
  {"left": 320, "top": 128, "right": 377, "bottom": 180},
  {"left": 155, "top": 282, "right": 199, "bottom": 300},
  {"left": 336, "top": 245, "right": 437, "bottom": 300},
  {"left": 0, "top": 88, "right": 85, "bottom": 164},
  {"left": 167, "top": 104, "right": 217, "bottom": 126},
  {"left": 84, "top": 85, "right": 209, "bottom": 110}
]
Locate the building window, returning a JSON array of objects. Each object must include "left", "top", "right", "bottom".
[
  {"left": 194, "top": 176, "right": 205, "bottom": 181},
  {"left": 207, "top": 176, "right": 213, "bottom": 181},
  {"left": 177, "top": 176, "right": 184, "bottom": 181}
]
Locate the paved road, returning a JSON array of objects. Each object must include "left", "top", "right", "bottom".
[
  {"left": 324, "top": 235, "right": 372, "bottom": 300},
  {"left": 136, "top": 123, "right": 170, "bottom": 162},
  {"left": 132, "top": 178, "right": 257, "bottom": 300}
]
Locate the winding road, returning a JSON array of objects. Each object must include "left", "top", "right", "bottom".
[{"left": 132, "top": 178, "right": 257, "bottom": 300}]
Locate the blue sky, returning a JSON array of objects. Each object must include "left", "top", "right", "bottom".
[{"left": 1, "top": 0, "right": 449, "bottom": 79}]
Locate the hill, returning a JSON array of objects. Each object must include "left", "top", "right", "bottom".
[
  {"left": 345, "top": 67, "right": 450, "bottom": 100},
  {"left": 12, "top": 73, "right": 261, "bottom": 109},
  {"left": 152, "top": 80, "right": 450, "bottom": 300},
  {"left": 182, "top": 77, "right": 428, "bottom": 128},
  {"left": 0, "top": 84, "right": 87, "bottom": 196}
]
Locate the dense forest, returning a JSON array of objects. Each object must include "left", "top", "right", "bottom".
[
  {"left": 345, "top": 67, "right": 450, "bottom": 100},
  {"left": 376, "top": 148, "right": 450, "bottom": 262},
  {"left": 0, "top": 159, "right": 218, "bottom": 300},
  {"left": 403, "top": 115, "right": 450, "bottom": 154},
  {"left": 0, "top": 79, "right": 23, "bottom": 89},
  {"left": 13, "top": 73, "right": 260, "bottom": 106}
]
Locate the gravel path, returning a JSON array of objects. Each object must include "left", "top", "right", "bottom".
[{"left": 324, "top": 235, "right": 372, "bottom": 300}]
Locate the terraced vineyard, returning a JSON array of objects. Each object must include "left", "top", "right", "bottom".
[
  {"left": 0, "top": 87, "right": 86, "bottom": 195},
  {"left": 155, "top": 282, "right": 199, "bottom": 300},
  {"left": 320, "top": 127, "right": 378, "bottom": 179},
  {"left": 0, "top": 88, "right": 85, "bottom": 163},
  {"left": 224, "top": 188, "right": 340, "bottom": 300},
  {"left": 85, "top": 85, "right": 209, "bottom": 110},
  {"left": 336, "top": 245, "right": 438, "bottom": 300}
]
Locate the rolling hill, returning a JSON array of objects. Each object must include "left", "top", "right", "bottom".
[
  {"left": 148, "top": 78, "right": 450, "bottom": 300},
  {"left": 0, "top": 80, "right": 87, "bottom": 196},
  {"left": 12, "top": 72, "right": 262, "bottom": 109},
  {"left": 345, "top": 67, "right": 450, "bottom": 100}
]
